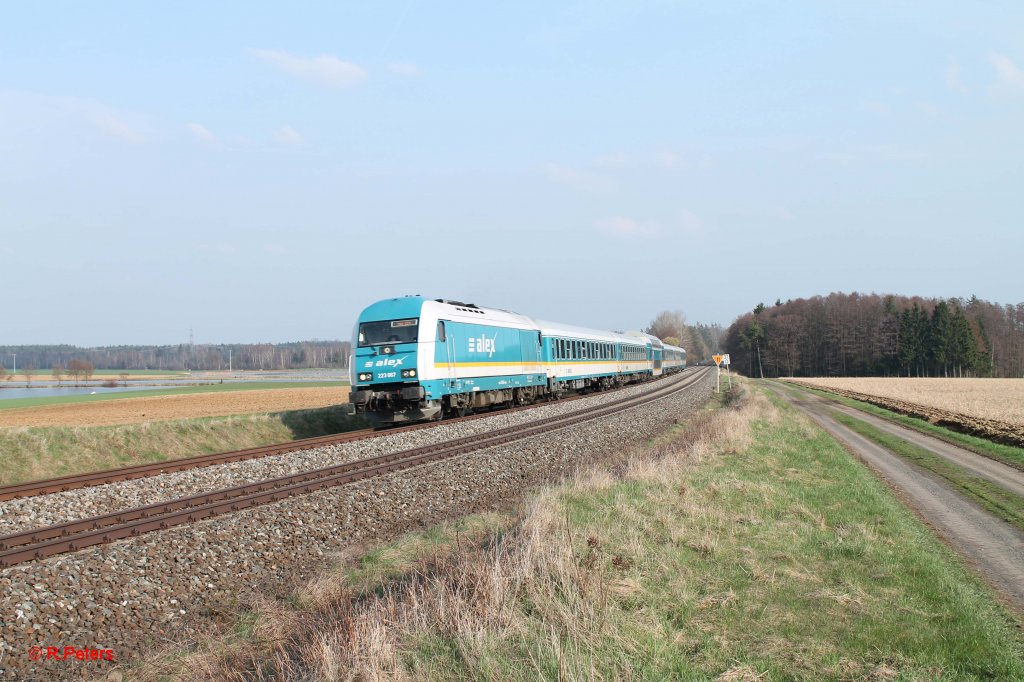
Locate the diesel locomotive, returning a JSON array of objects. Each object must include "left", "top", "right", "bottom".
[{"left": 349, "top": 296, "right": 686, "bottom": 426}]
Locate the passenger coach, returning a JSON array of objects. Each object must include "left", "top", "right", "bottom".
[{"left": 349, "top": 296, "right": 686, "bottom": 426}]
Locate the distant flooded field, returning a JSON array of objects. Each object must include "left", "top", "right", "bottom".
[{"left": 0, "top": 369, "right": 349, "bottom": 401}]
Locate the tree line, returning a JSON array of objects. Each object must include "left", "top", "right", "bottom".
[
  {"left": 723, "top": 293, "right": 1024, "bottom": 378},
  {"left": 0, "top": 340, "right": 351, "bottom": 374}
]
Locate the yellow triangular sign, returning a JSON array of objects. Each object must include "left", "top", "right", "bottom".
[{"left": 712, "top": 355, "right": 723, "bottom": 366}]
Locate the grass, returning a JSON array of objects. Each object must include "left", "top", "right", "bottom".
[
  {"left": 0, "top": 405, "right": 366, "bottom": 486},
  {"left": 831, "top": 409, "right": 1024, "bottom": 532},
  {"left": 0, "top": 380, "right": 348, "bottom": 411},
  {"left": 786, "top": 382, "right": 1024, "bottom": 471},
  {"left": 134, "top": 379, "right": 1024, "bottom": 681}
]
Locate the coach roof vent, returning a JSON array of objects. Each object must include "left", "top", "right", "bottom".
[{"left": 436, "top": 299, "right": 486, "bottom": 314}]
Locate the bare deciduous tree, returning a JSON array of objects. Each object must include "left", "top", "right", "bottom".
[
  {"left": 645, "top": 310, "right": 687, "bottom": 343},
  {"left": 67, "top": 359, "right": 88, "bottom": 386},
  {"left": 52, "top": 364, "right": 64, "bottom": 386}
]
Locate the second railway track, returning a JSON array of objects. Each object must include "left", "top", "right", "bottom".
[
  {"left": 0, "top": 372, "right": 688, "bottom": 503},
  {"left": 0, "top": 368, "right": 710, "bottom": 568}
]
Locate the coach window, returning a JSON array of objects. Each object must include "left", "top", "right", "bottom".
[{"left": 437, "top": 321, "right": 446, "bottom": 342}]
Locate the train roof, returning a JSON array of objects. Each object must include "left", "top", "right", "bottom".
[
  {"left": 535, "top": 320, "right": 646, "bottom": 345},
  {"left": 357, "top": 296, "right": 537, "bottom": 328},
  {"left": 356, "top": 297, "right": 678, "bottom": 350}
]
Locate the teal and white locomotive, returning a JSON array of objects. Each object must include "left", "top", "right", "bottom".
[{"left": 349, "top": 296, "right": 686, "bottom": 426}]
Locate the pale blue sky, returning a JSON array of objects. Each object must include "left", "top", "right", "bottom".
[{"left": 2, "top": 1, "right": 1022, "bottom": 345}]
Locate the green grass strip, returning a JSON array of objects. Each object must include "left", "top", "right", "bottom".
[
  {"left": 0, "top": 381, "right": 348, "bottom": 410},
  {"left": 832, "top": 409, "right": 1024, "bottom": 532},
  {"left": 780, "top": 382, "right": 1024, "bottom": 472}
]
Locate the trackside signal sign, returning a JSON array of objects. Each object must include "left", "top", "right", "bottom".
[
  {"left": 713, "top": 355, "right": 724, "bottom": 366},
  {"left": 722, "top": 354, "right": 730, "bottom": 366}
]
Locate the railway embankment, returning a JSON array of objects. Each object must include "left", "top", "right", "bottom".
[
  {"left": 1, "top": 373, "right": 714, "bottom": 680},
  {"left": 133, "top": 379, "right": 1024, "bottom": 681},
  {"left": 0, "top": 402, "right": 363, "bottom": 488}
]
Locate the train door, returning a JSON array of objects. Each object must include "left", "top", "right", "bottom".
[
  {"left": 519, "top": 330, "right": 540, "bottom": 376},
  {"left": 437, "top": 320, "right": 456, "bottom": 388}
]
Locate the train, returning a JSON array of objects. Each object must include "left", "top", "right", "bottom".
[{"left": 349, "top": 296, "right": 686, "bottom": 426}]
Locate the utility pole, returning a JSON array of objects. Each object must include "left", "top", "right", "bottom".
[
  {"left": 228, "top": 348, "right": 232, "bottom": 372},
  {"left": 10, "top": 353, "right": 15, "bottom": 375}
]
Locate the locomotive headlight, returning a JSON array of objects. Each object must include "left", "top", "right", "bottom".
[
  {"left": 358, "top": 373, "right": 372, "bottom": 382},
  {"left": 401, "top": 369, "right": 417, "bottom": 378}
]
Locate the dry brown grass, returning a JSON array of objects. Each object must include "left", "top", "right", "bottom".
[
  {"left": 130, "top": 383, "right": 1024, "bottom": 680},
  {"left": 790, "top": 377, "right": 1024, "bottom": 426},
  {"left": 133, "top": 390, "right": 766, "bottom": 681}
]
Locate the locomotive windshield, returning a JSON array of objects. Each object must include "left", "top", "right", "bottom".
[{"left": 358, "top": 318, "right": 419, "bottom": 346}]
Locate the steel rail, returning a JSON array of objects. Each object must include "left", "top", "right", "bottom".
[
  {"left": 0, "top": 372, "right": 689, "bottom": 502},
  {"left": 0, "top": 368, "right": 709, "bottom": 568}
]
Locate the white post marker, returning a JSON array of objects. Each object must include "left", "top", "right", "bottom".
[
  {"left": 722, "top": 354, "right": 731, "bottom": 390},
  {"left": 712, "top": 354, "right": 724, "bottom": 392}
]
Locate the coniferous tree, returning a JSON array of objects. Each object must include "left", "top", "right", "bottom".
[{"left": 929, "top": 301, "right": 954, "bottom": 377}]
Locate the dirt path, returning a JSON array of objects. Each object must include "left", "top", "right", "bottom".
[
  {"left": 0, "top": 386, "right": 351, "bottom": 428},
  {"left": 767, "top": 382, "right": 1024, "bottom": 616},
  {"left": 824, "top": 401, "right": 1024, "bottom": 498}
]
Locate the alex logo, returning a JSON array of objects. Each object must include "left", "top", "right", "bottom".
[
  {"left": 363, "top": 357, "right": 406, "bottom": 368},
  {"left": 468, "top": 334, "right": 497, "bottom": 357}
]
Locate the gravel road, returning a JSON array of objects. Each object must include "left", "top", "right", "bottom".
[
  {"left": 769, "top": 382, "right": 1024, "bottom": 616},
  {"left": 824, "top": 400, "right": 1024, "bottom": 498},
  {"left": 0, "top": 371, "right": 713, "bottom": 681}
]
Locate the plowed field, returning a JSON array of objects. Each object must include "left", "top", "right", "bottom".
[
  {"left": 786, "top": 378, "right": 1024, "bottom": 447},
  {"left": 0, "top": 386, "right": 351, "bottom": 428}
]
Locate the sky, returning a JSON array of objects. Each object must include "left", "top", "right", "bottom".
[{"left": 1, "top": 1, "right": 1022, "bottom": 346}]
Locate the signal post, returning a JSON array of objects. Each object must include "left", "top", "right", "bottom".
[{"left": 712, "top": 354, "right": 731, "bottom": 393}]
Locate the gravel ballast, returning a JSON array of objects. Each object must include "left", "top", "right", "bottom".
[
  {"left": 1, "top": 371, "right": 713, "bottom": 680},
  {"left": 0, "top": 376, "right": 687, "bottom": 536}
]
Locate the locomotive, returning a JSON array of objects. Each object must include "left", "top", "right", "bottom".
[{"left": 349, "top": 296, "right": 686, "bottom": 426}]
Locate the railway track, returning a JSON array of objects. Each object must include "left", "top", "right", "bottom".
[
  {"left": 0, "top": 373, "right": 688, "bottom": 503},
  {"left": 0, "top": 367, "right": 709, "bottom": 568}
]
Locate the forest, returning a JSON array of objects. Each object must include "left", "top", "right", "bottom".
[
  {"left": 0, "top": 340, "right": 350, "bottom": 374},
  {"left": 723, "top": 293, "right": 1024, "bottom": 378}
]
